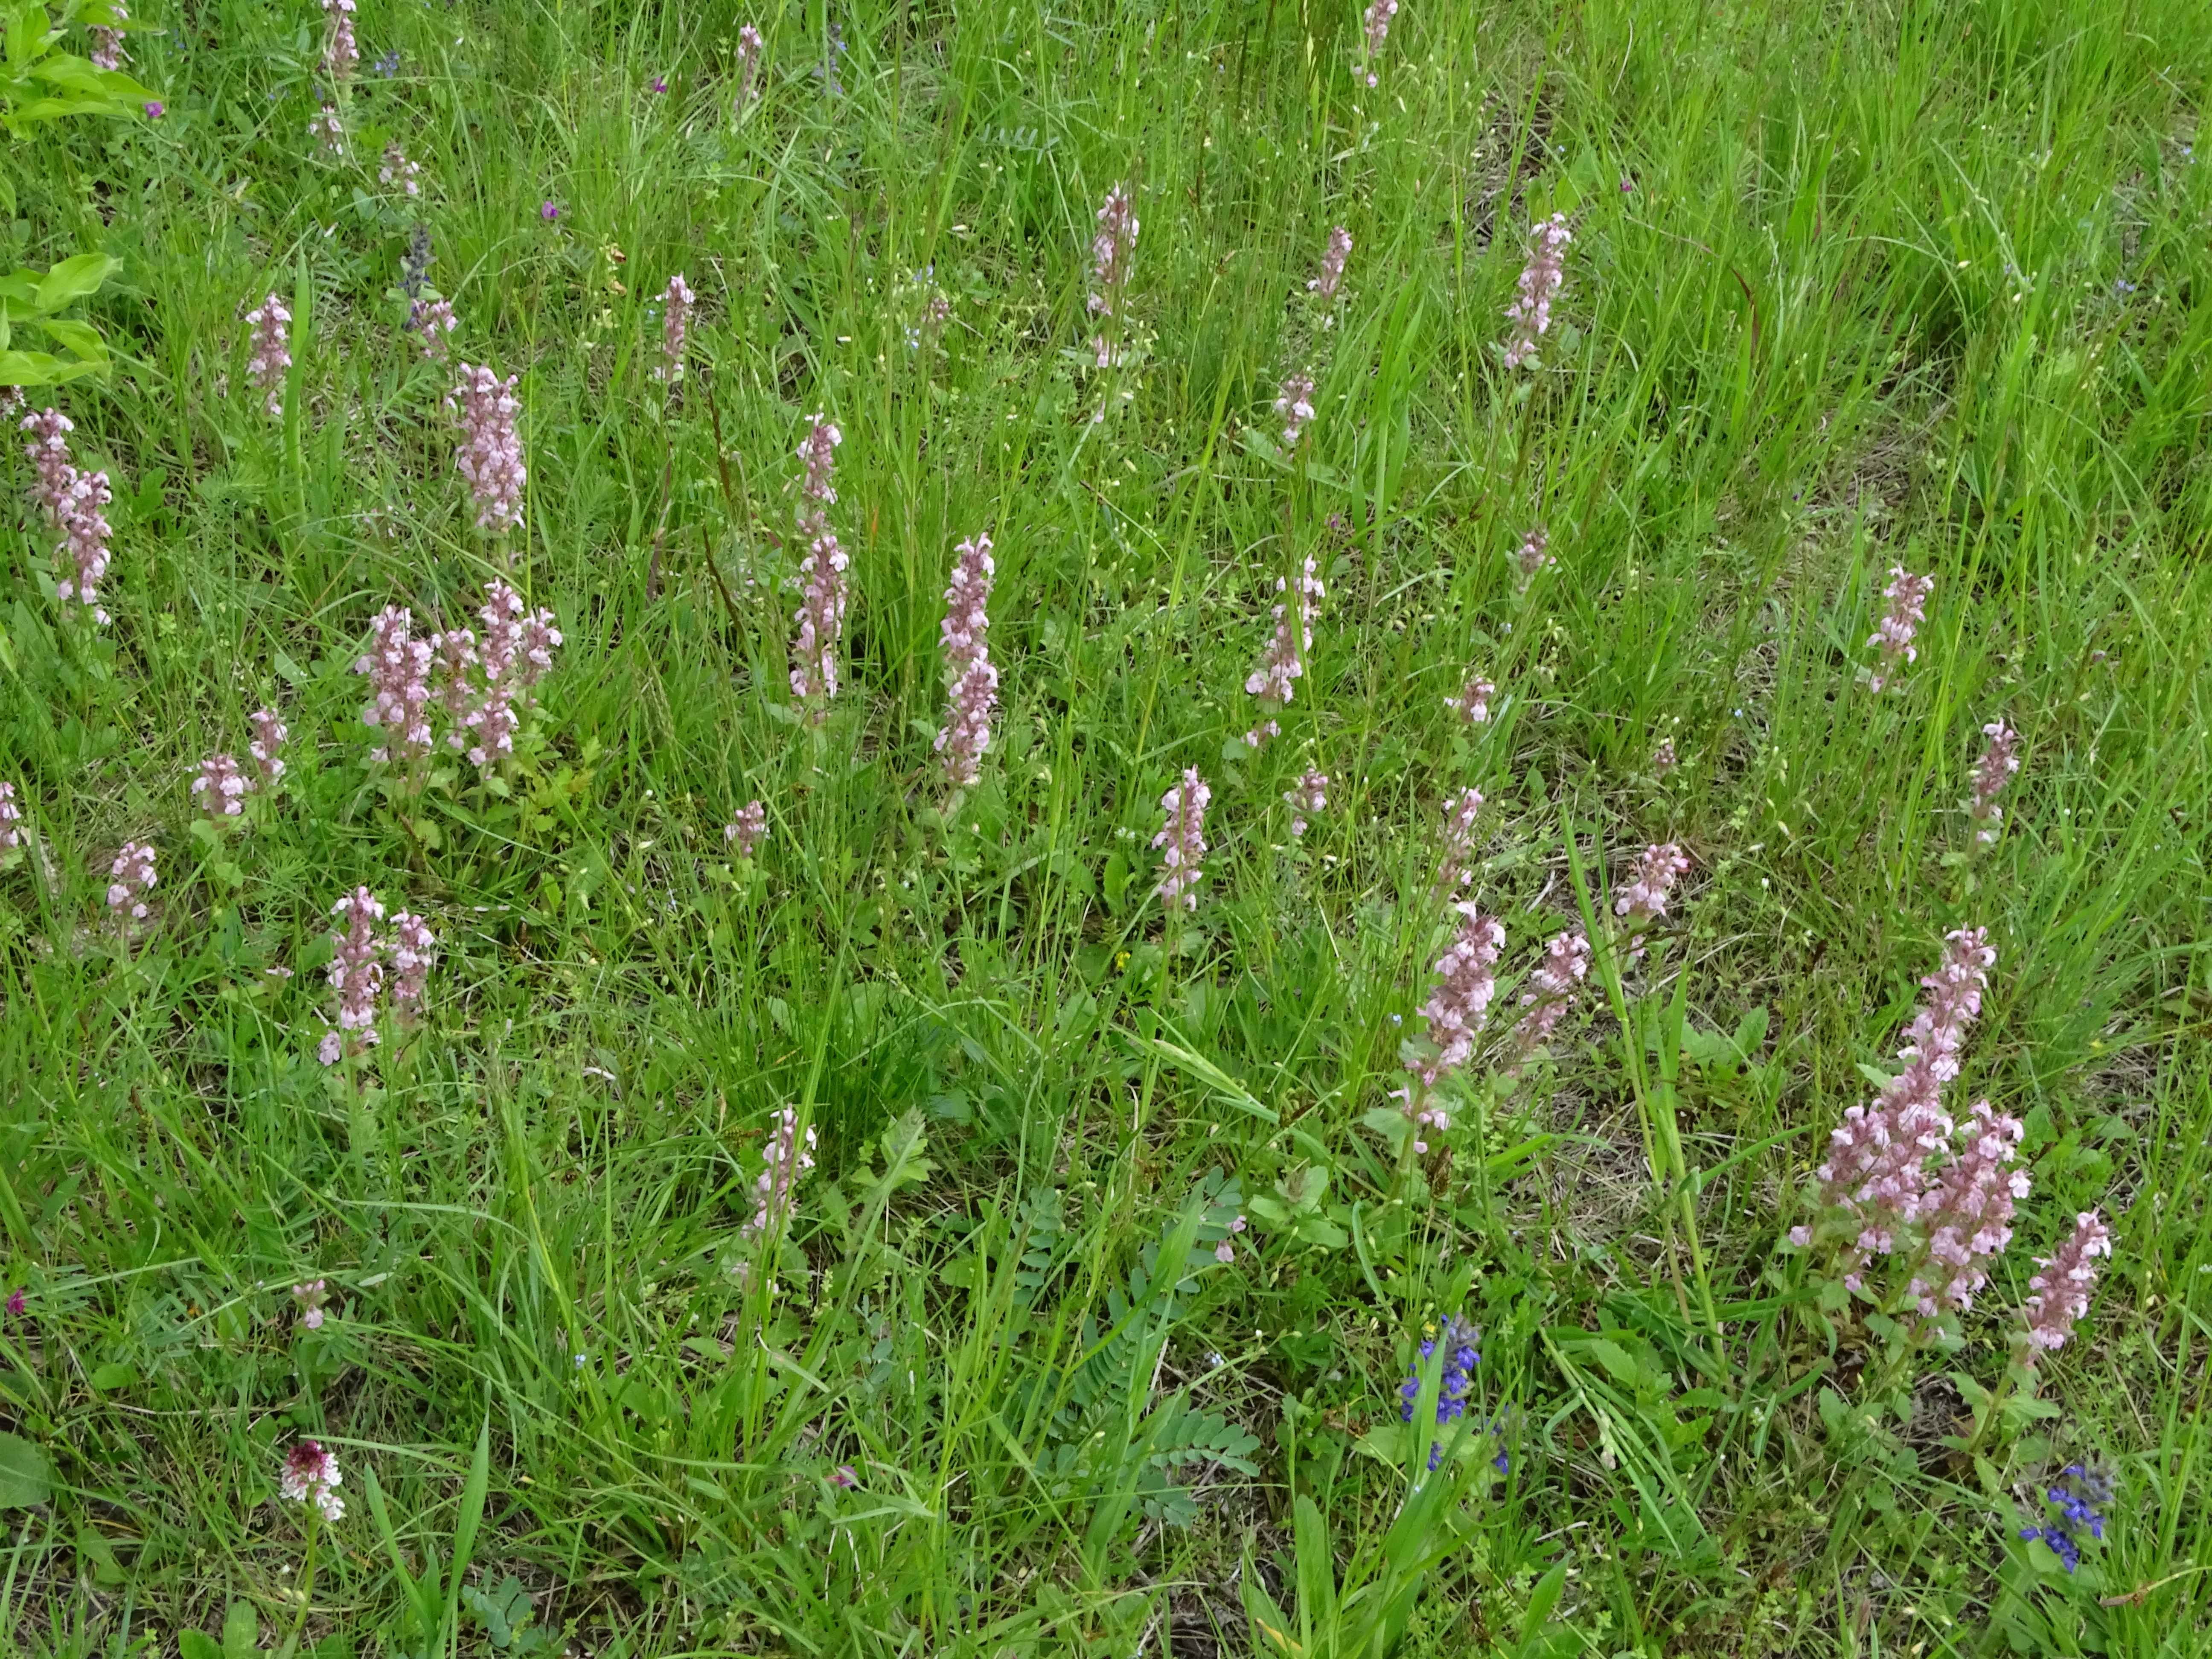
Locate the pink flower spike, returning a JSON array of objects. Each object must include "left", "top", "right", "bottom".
[
  {"left": 20, "top": 407, "right": 78, "bottom": 524},
  {"left": 2020, "top": 1210, "right": 2111, "bottom": 1359},
  {"left": 1444, "top": 671, "right": 1495, "bottom": 725},
  {"left": 1514, "top": 524, "right": 1554, "bottom": 586},
  {"left": 387, "top": 910, "right": 435, "bottom": 1016},
  {"left": 323, "top": 886, "right": 386, "bottom": 1064},
  {"left": 89, "top": 2, "right": 127, "bottom": 70},
  {"left": 1284, "top": 768, "right": 1327, "bottom": 838},
  {"left": 1502, "top": 215, "right": 1572, "bottom": 370},
  {"left": 0, "top": 780, "right": 22, "bottom": 851},
  {"left": 734, "top": 24, "right": 764, "bottom": 107},
  {"left": 355, "top": 606, "right": 435, "bottom": 762},
  {"left": 1410, "top": 905, "right": 1506, "bottom": 1087},
  {"left": 309, "top": 104, "right": 345, "bottom": 154},
  {"left": 1086, "top": 184, "right": 1139, "bottom": 362},
  {"left": 242, "top": 293, "right": 292, "bottom": 419},
  {"left": 1504, "top": 928, "right": 1590, "bottom": 1072},
  {"left": 1153, "top": 768, "right": 1212, "bottom": 912},
  {"left": 1906, "top": 1100, "right": 2028, "bottom": 1317},
  {"left": 1652, "top": 736, "right": 1677, "bottom": 778},
  {"left": 1867, "top": 566, "right": 1931, "bottom": 693},
  {"left": 1433, "top": 788, "right": 1484, "bottom": 895},
  {"left": 741, "top": 1106, "right": 818, "bottom": 1240},
  {"left": 107, "top": 841, "right": 156, "bottom": 920},
  {"left": 447, "top": 364, "right": 527, "bottom": 533},
  {"left": 1309, "top": 226, "right": 1352, "bottom": 301},
  {"left": 789, "top": 528, "right": 850, "bottom": 716},
  {"left": 934, "top": 533, "right": 998, "bottom": 786},
  {"left": 1244, "top": 556, "right": 1322, "bottom": 748},
  {"left": 655, "top": 273, "right": 695, "bottom": 382},
  {"left": 1359, "top": 0, "right": 1399, "bottom": 83},
  {"left": 727, "top": 800, "right": 767, "bottom": 857},
  {"left": 55, "top": 468, "right": 114, "bottom": 623},
  {"left": 378, "top": 143, "right": 423, "bottom": 198},
  {"left": 249, "top": 707, "right": 288, "bottom": 786},
  {"left": 191, "top": 753, "right": 250, "bottom": 818},
  {"left": 408, "top": 296, "right": 457, "bottom": 359},
  {"left": 280, "top": 1438, "right": 344, "bottom": 1522},
  {"left": 322, "top": 0, "right": 357, "bottom": 83},
  {"left": 1969, "top": 719, "right": 2019, "bottom": 846},
  {"left": 1613, "top": 843, "right": 1688, "bottom": 930},
  {"left": 1275, "top": 371, "right": 1316, "bottom": 445}
]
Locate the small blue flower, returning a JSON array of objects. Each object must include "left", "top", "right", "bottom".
[{"left": 2020, "top": 1460, "right": 2113, "bottom": 1574}]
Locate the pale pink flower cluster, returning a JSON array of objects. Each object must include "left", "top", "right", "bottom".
[
  {"left": 379, "top": 143, "right": 422, "bottom": 198},
  {"left": 1614, "top": 843, "right": 1688, "bottom": 930},
  {"left": 1907, "top": 1100, "right": 2029, "bottom": 1316},
  {"left": 191, "top": 753, "right": 250, "bottom": 818},
  {"left": 429, "top": 580, "right": 562, "bottom": 769},
  {"left": 1275, "top": 372, "right": 1316, "bottom": 445},
  {"left": 1408, "top": 905, "right": 1506, "bottom": 1089},
  {"left": 291, "top": 1278, "right": 329, "bottom": 1330},
  {"left": 1284, "top": 768, "right": 1327, "bottom": 838},
  {"left": 787, "top": 415, "right": 849, "bottom": 715},
  {"left": 655, "top": 273, "right": 694, "bottom": 382},
  {"left": 1514, "top": 524, "right": 1553, "bottom": 586},
  {"left": 57, "top": 468, "right": 114, "bottom": 624},
  {"left": 1502, "top": 215, "right": 1572, "bottom": 370},
  {"left": 1214, "top": 1214, "right": 1248, "bottom": 1263},
  {"left": 934, "top": 533, "right": 998, "bottom": 786},
  {"left": 1444, "top": 670, "right": 1494, "bottom": 725},
  {"left": 280, "top": 1439, "right": 344, "bottom": 1522},
  {"left": 243, "top": 294, "right": 292, "bottom": 418},
  {"left": 1969, "top": 720, "right": 2019, "bottom": 846},
  {"left": 1245, "top": 556, "right": 1322, "bottom": 747},
  {"left": 1433, "top": 787, "right": 1483, "bottom": 895},
  {"left": 1504, "top": 929, "right": 1590, "bottom": 1071},
  {"left": 323, "top": 0, "right": 357, "bottom": 83},
  {"left": 734, "top": 24, "right": 764, "bottom": 108},
  {"left": 1652, "top": 736, "right": 1677, "bottom": 778},
  {"left": 1087, "top": 186, "right": 1138, "bottom": 364},
  {"left": 740, "top": 1107, "right": 818, "bottom": 1241},
  {"left": 1798, "top": 929, "right": 1995, "bottom": 1286},
  {"left": 0, "top": 385, "right": 20, "bottom": 420},
  {"left": 2020, "top": 1210, "right": 2111, "bottom": 1359},
  {"left": 21, "top": 407, "right": 78, "bottom": 521},
  {"left": 726, "top": 800, "right": 767, "bottom": 857},
  {"left": 357, "top": 606, "right": 436, "bottom": 761},
  {"left": 108, "top": 841, "right": 156, "bottom": 920},
  {"left": 0, "top": 781, "right": 20, "bottom": 851},
  {"left": 408, "top": 297, "right": 457, "bottom": 360},
  {"left": 321, "top": 887, "right": 386, "bottom": 1065},
  {"left": 89, "top": 3, "right": 127, "bottom": 70},
  {"left": 20, "top": 407, "right": 115, "bottom": 623},
  {"left": 1153, "top": 768, "right": 1212, "bottom": 911},
  {"left": 309, "top": 105, "right": 345, "bottom": 154},
  {"left": 1359, "top": 0, "right": 1399, "bottom": 84},
  {"left": 1867, "top": 567, "right": 1931, "bottom": 693},
  {"left": 1309, "top": 226, "right": 1352, "bottom": 300},
  {"left": 448, "top": 364, "right": 527, "bottom": 533},
  {"left": 250, "top": 707, "right": 288, "bottom": 786},
  {"left": 388, "top": 911, "right": 436, "bottom": 1014}
]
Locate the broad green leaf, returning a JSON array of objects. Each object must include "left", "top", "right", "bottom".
[
  {"left": 221, "top": 1598, "right": 259, "bottom": 1659},
  {"left": 34, "top": 252, "right": 117, "bottom": 312},
  {"left": 0, "top": 1432, "right": 52, "bottom": 1508},
  {"left": 36, "top": 316, "right": 105, "bottom": 359}
]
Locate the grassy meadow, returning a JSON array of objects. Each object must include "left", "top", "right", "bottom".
[{"left": 4, "top": 0, "right": 2212, "bottom": 1652}]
